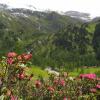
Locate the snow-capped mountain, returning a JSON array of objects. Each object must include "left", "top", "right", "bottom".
[
  {"left": 0, "top": 3, "right": 8, "bottom": 10},
  {"left": 65, "top": 11, "right": 92, "bottom": 22},
  {"left": 0, "top": 3, "right": 98, "bottom": 22}
]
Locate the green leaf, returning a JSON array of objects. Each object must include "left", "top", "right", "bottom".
[{"left": 0, "top": 95, "right": 5, "bottom": 100}]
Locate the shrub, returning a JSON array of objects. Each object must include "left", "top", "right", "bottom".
[{"left": 0, "top": 52, "right": 100, "bottom": 100}]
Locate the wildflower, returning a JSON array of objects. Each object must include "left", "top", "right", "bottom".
[
  {"left": 17, "top": 73, "right": 25, "bottom": 80},
  {"left": 86, "top": 74, "right": 96, "bottom": 79},
  {"left": 53, "top": 79, "right": 58, "bottom": 85},
  {"left": 96, "top": 84, "right": 100, "bottom": 89},
  {"left": 7, "top": 52, "right": 17, "bottom": 58},
  {"left": 63, "top": 97, "right": 70, "bottom": 100},
  {"left": 10, "top": 95, "right": 18, "bottom": 100},
  {"left": 79, "top": 74, "right": 96, "bottom": 79},
  {"left": 59, "top": 79, "right": 65, "bottom": 86},
  {"left": 63, "top": 97, "right": 67, "bottom": 100},
  {"left": 90, "top": 88, "right": 97, "bottom": 93},
  {"left": 22, "top": 53, "right": 32, "bottom": 60},
  {"left": 35, "top": 80, "right": 42, "bottom": 88},
  {"left": 47, "top": 86, "right": 54, "bottom": 93},
  {"left": 7, "top": 58, "right": 14, "bottom": 65}
]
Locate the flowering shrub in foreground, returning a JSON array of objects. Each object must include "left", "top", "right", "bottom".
[{"left": 0, "top": 52, "right": 100, "bottom": 100}]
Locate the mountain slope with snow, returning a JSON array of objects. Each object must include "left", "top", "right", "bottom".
[{"left": 65, "top": 11, "right": 92, "bottom": 22}]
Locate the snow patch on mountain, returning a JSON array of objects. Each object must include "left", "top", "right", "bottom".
[
  {"left": 12, "top": 12, "right": 29, "bottom": 18},
  {"left": 65, "top": 11, "right": 92, "bottom": 22}
]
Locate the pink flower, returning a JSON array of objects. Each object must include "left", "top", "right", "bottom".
[
  {"left": 7, "top": 58, "right": 14, "bottom": 65},
  {"left": 86, "top": 74, "right": 96, "bottom": 79},
  {"left": 35, "top": 80, "right": 42, "bottom": 88},
  {"left": 59, "top": 79, "right": 65, "bottom": 86},
  {"left": 47, "top": 86, "right": 54, "bottom": 93},
  {"left": 7, "top": 52, "right": 17, "bottom": 58},
  {"left": 53, "top": 79, "right": 65, "bottom": 86},
  {"left": 10, "top": 95, "right": 18, "bottom": 100},
  {"left": 63, "top": 97, "right": 70, "bottom": 100},
  {"left": 22, "top": 53, "right": 32, "bottom": 60},
  {"left": 96, "top": 84, "right": 100, "bottom": 89},
  {"left": 90, "top": 88, "right": 97, "bottom": 93},
  {"left": 63, "top": 97, "right": 67, "bottom": 100},
  {"left": 53, "top": 79, "right": 58, "bottom": 85},
  {"left": 79, "top": 74, "right": 96, "bottom": 79},
  {"left": 17, "top": 73, "right": 25, "bottom": 80}
]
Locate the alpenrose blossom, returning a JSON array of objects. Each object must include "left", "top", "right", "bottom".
[
  {"left": 53, "top": 79, "right": 58, "bottom": 85},
  {"left": 7, "top": 52, "right": 17, "bottom": 58},
  {"left": 96, "top": 84, "right": 100, "bottom": 89},
  {"left": 47, "top": 86, "right": 54, "bottom": 93},
  {"left": 7, "top": 58, "right": 14, "bottom": 65},
  {"left": 17, "top": 73, "right": 25, "bottom": 80},
  {"left": 22, "top": 53, "right": 32, "bottom": 60},
  {"left": 90, "top": 88, "right": 97, "bottom": 93},
  {"left": 59, "top": 79, "right": 65, "bottom": 86},
  {"left": 79, "top": 74, "right": 96, "bottom": 79},
  {"left": 35, "top": 80, "right": 42, "bottom": 88},
  {"left": 10, "top": 95, "right": 18, "bottom": 100},
  {"left": 53, "top": 79, "right": 65, "bottom": 86},
  {"left": 63, "top": 97, "right": 70, "bottom": 100},
  {"left": 63, "top": 97, "right": 67, "bottom": 100}
]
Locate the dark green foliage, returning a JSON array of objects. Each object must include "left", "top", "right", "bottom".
[
  {"left": 0, "top": 9, "right": 99, "bottom": 68},
  {"left": 93, "top": 22, "right": 100, "bottom": 61}
]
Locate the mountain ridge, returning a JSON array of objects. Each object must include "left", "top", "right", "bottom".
[{"left": 0, "top": 3, "right": 100, "bottom": 22}]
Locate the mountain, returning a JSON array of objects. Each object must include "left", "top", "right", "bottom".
[
  {"left": 92, "top": 17, "right": 100, "bottom": 22},
  {"left": 65, "top": 11, "right": 92, "bottom": 22},
  {"left": 0, "top": 3, "right": 100, "bottom": 68},
  {"left": 0, "top": 4, "right": 84, "bottom": 34},
  {"left": 0, "top": 4, "right": 8, "bottom": 9}
]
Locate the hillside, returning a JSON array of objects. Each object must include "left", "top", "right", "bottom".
[{"left": 0, "top": 4, "right": 100, "bottom": 68}]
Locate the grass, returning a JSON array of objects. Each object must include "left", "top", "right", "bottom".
[
  {"left": 25, "top": 65, "right": 49, "bottom": 79},
  {"left": 25, "top": 66, "right": 100, "bottom": 79},
  {"left": 69, "top": 67, "right": 100, "bottom": 77},
  {"left": 1, "top": 63, "right": 100, "bottom": 79}
]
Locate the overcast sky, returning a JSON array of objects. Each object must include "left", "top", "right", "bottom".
[{"left": 0, "top": 0, "right": 100, "bottom": 18}]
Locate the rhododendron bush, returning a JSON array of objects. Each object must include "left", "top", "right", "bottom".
[{"left": 0, "top": 52, "right": 100, "bottom": 100}]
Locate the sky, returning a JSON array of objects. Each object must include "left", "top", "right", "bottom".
[{"left": 0, "top": 0, "right": 100, "bottom": 18}]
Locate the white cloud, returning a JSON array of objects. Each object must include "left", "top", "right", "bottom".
[{"left": 0, "top": 0, "right": 100, "bottom": 18}]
